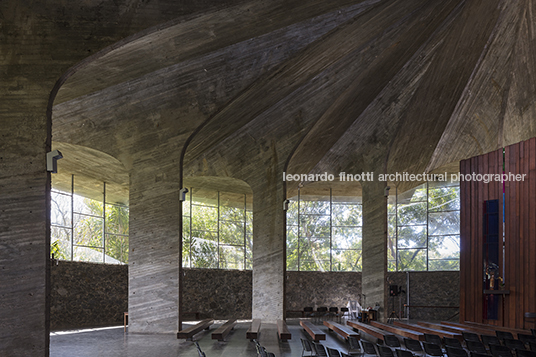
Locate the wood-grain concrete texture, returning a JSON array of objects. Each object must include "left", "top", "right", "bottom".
[{"left": 3, "top": 0, "right": 536, "bottom": 355}]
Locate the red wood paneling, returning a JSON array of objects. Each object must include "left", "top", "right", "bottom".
[{"left": 461, "top": 137, "right": 536, "bottom": 329}]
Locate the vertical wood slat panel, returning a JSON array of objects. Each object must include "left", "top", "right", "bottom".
[
  {"left": 529, "top": 138, "right": 536, "bottom": 328},
  {"left": 482, "top": 154, "right": 495, "bottom": 324},
  {"left": 471, "top": 155, "right": 479, "bottom": 323},
  {"left": 495, "top": 149, "right": 504, "bottom": 326},
  {"left": 459, "top": 158, "right": 469, "bottom": 323},
  {"left": 507, "top": 144, "right": 517, "bottom": 328},
  {"left": 461, "top": 139, "right": 536, "bottom": 329},
  {"left": 521, "top": 142, "right": 528, "bottom": 329}
]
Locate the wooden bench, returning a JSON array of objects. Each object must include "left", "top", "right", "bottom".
[
  {"left": 300, "top": 320, "right": 326, "bottom": 342},
  {"left": 440, "top": 321, "right": 497, "bottom": 336},
  {"left": 277, "top": 320, "right": 292, "bottom": 341},
  {"left": 211, "top": 319, "right": 237, "bottom": 341},
  {"left": 347, "top": 320, "right": 389, "bottom": 342},
  {"left": 417, "top": 321, "right": 472, "bottom": 335},
  {"left": 247, "top": 319, "right": 261, "bottom": 340},
  {"left": 393, "top": 321, "right": 462, "bottom": 341},
  {"left": 464, "top": 321, "right": 531, "bottom": 339},
  {"left": 371, "top": 321, "right": 424, "bottom": 341},
  {"left": 323, "top": 320, "right": 360, "bottom": 340},
  {"left": 177, "top": 318, "right": 214, "bottom": 340}
]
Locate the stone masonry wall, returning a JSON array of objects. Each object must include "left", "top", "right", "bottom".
[
  {"left": 182, "top": 268, "right": 253, "bottom": 320},
  {"left": 286, "top": 271, "right": 362, "bottom": 314},
  {"left": 50, "top": 261, "right": 128, "bottom": 331},
  {"left": 49, "top": 264, "right": 458, "bottom": 329},
  {"left": 388, "top": 271, "right": 460, "bottom": 321}
]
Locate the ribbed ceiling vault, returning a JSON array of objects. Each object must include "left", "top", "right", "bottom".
[{"left": 52, "top": 0, "right": 536, "bottom": 195}]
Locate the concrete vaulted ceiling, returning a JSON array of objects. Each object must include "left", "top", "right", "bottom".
[{"left": 52, "top": 0, "right": 536, "bottom": 196}]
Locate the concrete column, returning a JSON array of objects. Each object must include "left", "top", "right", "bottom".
[
  {"left": 128, "top": 165, "right": 180, "bottom": 333},
  {"left": 361, "top": 179, "right": 388, "bottom": 321},
  {"left": 0, "top": 112, "right": 50, "bottom": 356},
  {"left": 251, "top": 176, "right": 286, "bottom": 322}
]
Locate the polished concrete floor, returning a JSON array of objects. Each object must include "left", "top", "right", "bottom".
[{"left": 50, "top": 319, "right": 356, "bottom": 357}]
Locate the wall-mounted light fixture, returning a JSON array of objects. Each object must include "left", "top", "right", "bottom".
[
  {"left": 179, "top": 187, "right": 189, "bottom": 201},
  {"left": 46, "top": 150, "right": 63, "bottom": 173}
]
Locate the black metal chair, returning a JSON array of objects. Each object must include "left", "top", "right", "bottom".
[
  {"left": 471, "top": 353, "right": 490, "bottom": 357},
  {"left": 328, "top": 307, "right": 339, "bottom": 321},
  {"left": 385, "top": 335, "right": 402, "bottom": 348},
  {"left": 339, "top": 307, "right": 350, "bottom": 322},
  {"left": 517, "top": 350, "right": 536, "bottom": 357},
  {"left": 496, "top": 331, "right": 514, "bottom": 343},
  {"left": 404, "top": 338, "right": 424, "bottom": 354},
  {"left": 194, "top": 341, "right": 206, "bottom": 357},
  {"left": 489, "top": 344, "right": 512, "bottom": 357},
  {"left": 530, "top": 342, "right": 536, "bottom": 353},
  {"left": 446, "top": 346, "right": 468, "bottom": 357},
  {"left": 379, "top": 346, "right": 395, "bottom": 357},
  {"left": 362, "top": 341, "right": 379, "bottom": 356},
  {"left": 463, "top": 333, "right": 482, "bottom": 343},
  {"left": 301, "top": 338, "right": 316, "bottom": 357},
  {"left": 304, "top": 307, "right": 315, "bottom": 319},
  {"left": 504, "top": 339, "right": 526, "bottom": 351},
  {"left": 314, "top": 342, "right": 329, "bottom": 357},
  {"left": 425, "top": 334, "right": 443, "bottom": 347},
  {"left": 348, "top": 336, "right": 362, "bottom": 355},
  {"left": 482, "top": 336, "right": 502, "bottom": 348},
  {"left": 518, "top": 335, "right": 536, "bottom": 345},
  {"left": 317, "top": 307, "right": 328, "bottom": 323},
  {"left": 445, "top": 338, "right": 463, "bottom": 350},
  {"left": 327, "top": 347, "right": 342, "bottom": 357},
  {"left": 423, "top": 342, "right": 444, "bottom": 357},
  {"left": 466, "top": 341, "right": 489, "bottom": 355},
  {"left": 397, "top": 349, "right": 415, "bottom": 357}
]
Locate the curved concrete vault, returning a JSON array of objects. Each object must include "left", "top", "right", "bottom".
[{"left": 50, "top": 0, "right": 536, "bottom": 333}]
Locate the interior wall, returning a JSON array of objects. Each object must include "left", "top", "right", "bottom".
[
  {"left": 50, "top": 261, "right": 128, "bottom": 331},
  {"left": 285, "top": 271, "right": 362, "bottom": 314},
  {"left": 460, "top": 137, "right": 536, "bottom": 329},
  {"left": 388, "top": 271, "right": 460, "bottom": 322}
]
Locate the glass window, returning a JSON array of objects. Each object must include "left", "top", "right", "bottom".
[
  {"left": 286, "top": 188, "right": 363, "bottom": 272},
  {"left": 388, "top": 181, "right": 460, "bottom": 271},
  {"left": 50, "top": 174, "right": 129, "bottom": 264},
  {"left": 182, "top": 188, "right": 252, "bottom": 270}
]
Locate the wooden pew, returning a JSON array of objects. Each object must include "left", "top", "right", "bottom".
[
  {"left": 323, "top": 320, "right": 360, "bottom": 340},
  {"left": 440, "top": 321, "right": 496, "bottom": 336},
  {"left": 346, "top": 320, "right": 389, "bottom": 342},
  {"left": 371, "top": 321, "right": 425, "bottom": 341},
  {"left": 393, "top": 321, "right": 462, "bottom": 341},
  {"left": 277, "top": 320, "right": 292, "bottom": 341},
  {"left": 416, "top": 321, "right": 467, "bottom": 338},
  {"left": 247, "top": 319, "right": 261, "bottom": 340},
  {"left": 177, "top": 319, "right": 214, "bottom": 340},
  {"left": 300, "top": 320, "right": 326, "bottom": 342},
  {"left": 464, "top": 321, "right": 531, "bottom": 338},
  {"left": 211, "top": 319, "right": 237, "bottom": 341}
]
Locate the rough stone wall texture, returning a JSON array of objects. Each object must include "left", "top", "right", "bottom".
[
  {"left": 182, "top": 268, "right": 252, "bottom": 319},
  {"left": 50, "top": 261, "right": 128, "bottom": 330},
  {"left": 388, "top": 271, "right": 460, "bottom": 321},
  {"left": 285, "top": 271, "right": 362, "bottom": 314}
]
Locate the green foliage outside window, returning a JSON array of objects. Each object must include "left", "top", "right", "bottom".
[
  {"left": 50, "top": 176, "right": 129, "bottom": 264},
  {"left": 286, "top": 189, "right": 362, "bottom": 272},
  {"left": 388, "top": 181, "right": 460, "bottom": 271},
  {"left": 182, "top": 188, "right": 252, "bottom": 270}
]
